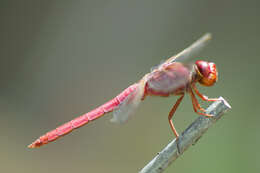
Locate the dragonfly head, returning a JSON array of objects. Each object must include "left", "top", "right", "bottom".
[{"left": 195, "top": 60, "right": 218, "bottom": 86}]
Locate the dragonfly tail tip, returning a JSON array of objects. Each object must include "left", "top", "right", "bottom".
[
  {"left": 27, "top": 139, "right": 42, "bottom": 149},
  {"left": 28, "top": 143, "right": 35, "bottom": 148}
]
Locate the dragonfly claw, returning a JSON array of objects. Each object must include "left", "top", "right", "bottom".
[{"left": 176, "top": 138, "right": 181, "bottom": 155}]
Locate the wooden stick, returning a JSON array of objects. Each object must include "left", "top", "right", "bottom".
[{"left": 139, "top": 97, "right": 231, "bottom": 173}]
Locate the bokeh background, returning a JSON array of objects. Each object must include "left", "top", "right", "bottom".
[{"left": 1, "top": 0, "right": 259, "bottom": 172}]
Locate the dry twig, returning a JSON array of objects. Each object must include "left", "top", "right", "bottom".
[{"left": 139, "top": 97, "right": 231, "bottom": 173}]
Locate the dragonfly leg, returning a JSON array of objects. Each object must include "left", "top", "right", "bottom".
[
  {"left": 168, "top": 94, "right": 184, "bottom": 137},
  {"left": 192, "top": 84, "right": 220, "bottom": 102},
  {"left": 190, "top": 90, "right": 206, "bottom": 112},
  {"left": 189, "top": 89, "right": 213, "bottom": 117},
  {"left": 168, "top": 94, "right": 184, "bottom": 154}
]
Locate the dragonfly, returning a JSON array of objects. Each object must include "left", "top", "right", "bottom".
[{"left": 28, "top": 33, "right": 220, "bottom": 148}]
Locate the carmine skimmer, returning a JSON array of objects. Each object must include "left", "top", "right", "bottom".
[{"left": 28, "top": 33, "right": 220, "bottom": 148}]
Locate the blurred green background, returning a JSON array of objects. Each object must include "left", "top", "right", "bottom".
[{"left": 0, "top": 0, "right": 259, "bottom": 172}]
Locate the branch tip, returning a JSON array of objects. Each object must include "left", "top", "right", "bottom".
[{"left": 139, "top": 97, "right": 231, "bottom": 173}]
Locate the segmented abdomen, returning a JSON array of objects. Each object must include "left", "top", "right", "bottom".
[{"left": 28, "top": 83, "right": 138, "bottom": 148}]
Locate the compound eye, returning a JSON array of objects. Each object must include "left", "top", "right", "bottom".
[{"left": 195, "top": 60, "right": 218, "bottom": 86}]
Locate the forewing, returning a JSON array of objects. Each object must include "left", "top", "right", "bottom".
[
  {"left": 111, "top": 81, "right": 145, "bottom": 124},
  {"left": 157, "top": 33, "right": 212, "bottom": 69}
]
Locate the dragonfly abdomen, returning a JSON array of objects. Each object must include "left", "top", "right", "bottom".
[{"left": 28, "top": 84, "right": 138, "bottom": 148}]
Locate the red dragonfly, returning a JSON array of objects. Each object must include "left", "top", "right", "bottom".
[{"left": 28, "top": 33, "right": 219, "bottom": 148}]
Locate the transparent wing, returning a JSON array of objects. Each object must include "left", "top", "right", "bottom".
[
  {"left": 157, "top": 33, "right": 212, "bottom": 69},
  {"left": 111, "top": 81, "right": 145, "bottom": 124}
]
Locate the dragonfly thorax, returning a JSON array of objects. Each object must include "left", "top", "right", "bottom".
[{"left": 144, "top": 62, "right": 192, "bottom": 97}]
